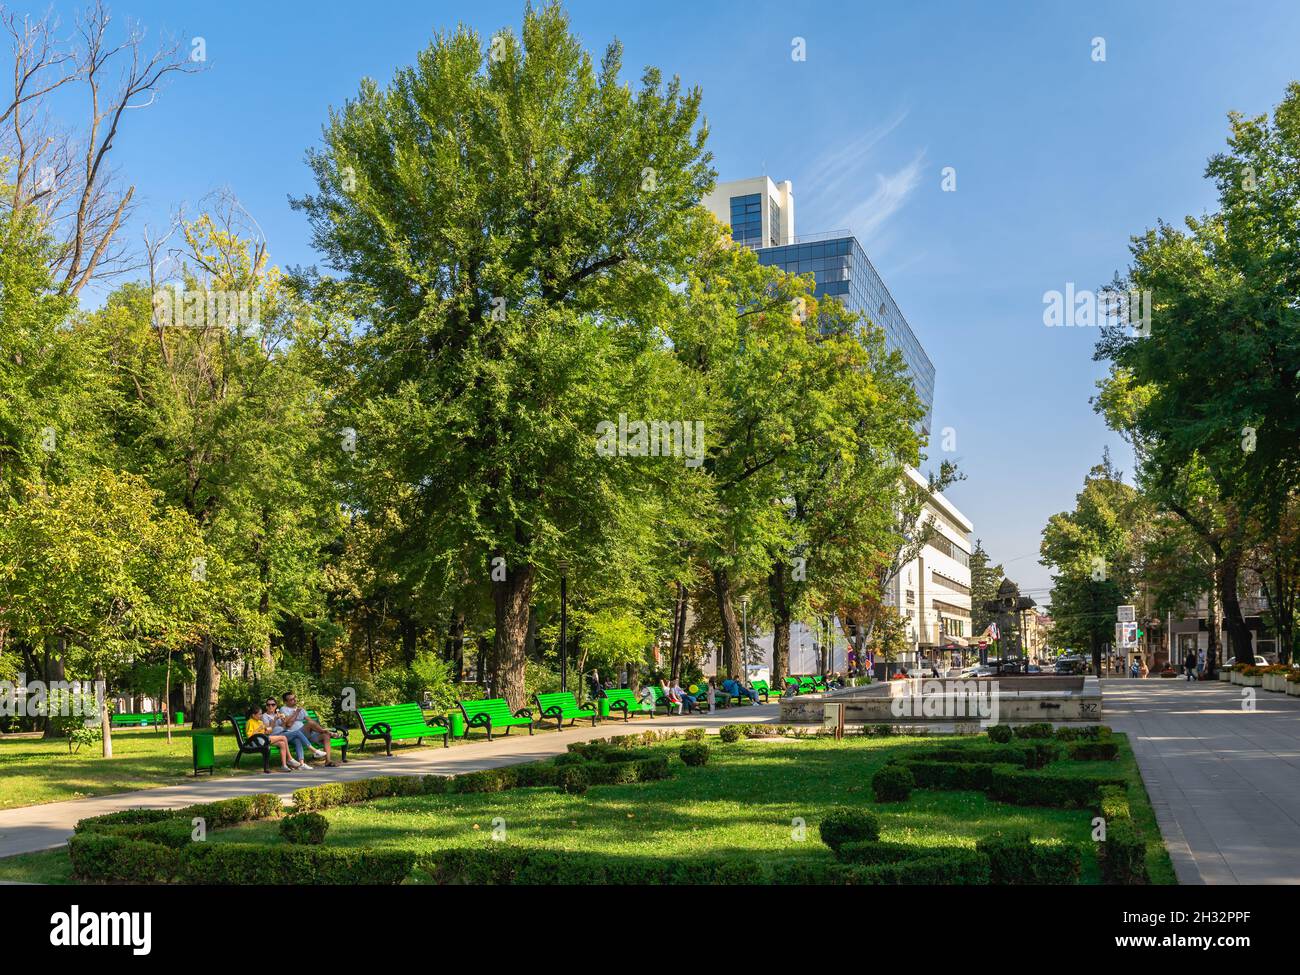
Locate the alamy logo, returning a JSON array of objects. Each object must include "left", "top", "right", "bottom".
[
  {"left": 152, "top": 286, "right": 261, "bottom": 333},
  {"left": 889, "top": 679, "right": 1001, "bottom": 725},
  {"left": 1043, "top": 285, "right": 1151, "bottom": 335},
  {"left": 50, "top": 906, "right": 151, "bottom": 955},
  {"left": 1, "top": 675, "right": 104, "bottom": 718},
  {"left": 595, "top": 413, "right": 705, "bottom": 468}
]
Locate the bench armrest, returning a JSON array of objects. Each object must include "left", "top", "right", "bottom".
[
  {"left": 540, "top": 705, "right": 564, "bottom": 719},
  {"left": 466, "top": 713, "right": 493, "bottom": 728},
  {"left": 370, "top": 721, "right": 392, "bottom": 737},
  {"left": 426, "top": 715, "right": 449, "bottom": 730},
  {"left": 513, "top": 707, "right": 533, "bottom": 719}
]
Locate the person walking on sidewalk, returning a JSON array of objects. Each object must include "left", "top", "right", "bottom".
[{"left": 1184, "top": 649, "right": 1198, "bottom": 682}]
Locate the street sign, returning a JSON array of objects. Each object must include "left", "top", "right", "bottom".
[
  {"left": 1116, "top": 622, "right": 1138, "bottom": 647},
  {"left": 1117, "top": 605, "right": 1136, "bottom": 623}
]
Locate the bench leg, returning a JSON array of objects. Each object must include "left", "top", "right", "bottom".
[
  {"left": 527, "top": 724, "right": 534, "bottom": 735},
  {"left": 384, "top": 735, "right": 392, "bottom": 757},
  {"left": 261, "top": 749, "right": 270, "bottom": 774},
  {"left": 442, "top": 734, "right": 449, "bottom": 748}
]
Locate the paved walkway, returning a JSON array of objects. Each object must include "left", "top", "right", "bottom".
[
  {"left": 0, "top": 705, "right": 779, "bottom": 860},
  {"left": 1106, "top": 677, "right": 1300, "bottom": 884}
]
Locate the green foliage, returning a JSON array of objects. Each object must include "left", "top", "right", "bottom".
[
  {"left": 975, "top": 831, "right": 1082, "bottom": 884},
  {"left": 679, "top": 741, "right": 710, "bottom": 766},
  {"left": 1012, "top": 723, "right": 1055, "bottom": 739},
  {"left": 871, "top": 763, "right": 914, "bottom": 802},
  {"left": 718, "top": 724, "right": 744, "bottom": 743},
  {"left": 986, "top": 724, "right": 1013, "bottom": 744},
  {"left": 559, "top": 765, "right": 591, "bottom": 795},
  {"left": 818, "top": 807, "right": 881, "bottom": 853},
  {"left": 280, "top": 812, "right": 329, "bottom": 845}
]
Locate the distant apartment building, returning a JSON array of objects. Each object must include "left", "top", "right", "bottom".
[{"left": 702, "top": 176, "right": 970, "bottom": 674}]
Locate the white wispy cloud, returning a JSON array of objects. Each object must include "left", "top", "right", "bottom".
[
  {"left": 799, "top": 108, "right": 925, "bottom": 247},
  {"left": 840, "top": 149, "right": 927, "bottom": 244}
]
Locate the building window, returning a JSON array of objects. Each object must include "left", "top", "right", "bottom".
[
  {"left": 928, "top": 534, "right": 971, "bottom": 567},
  {"left": 769, "top": 198, "right": 781, "bottom": 246},
  {"left": 728, "top": 194, "right": 762, "bottom": 247},
  {"left": 931, "top": 570, "right": 970, "bottom": 595}
]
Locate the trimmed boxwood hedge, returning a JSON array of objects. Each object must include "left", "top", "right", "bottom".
[
  {"left": 975, "top": 831, "right": 1081, "bottom": 884},
  {"left": 988, "top": 767, "right": 1127, "bottom": 808},
  {"left": 1096, "top": 785, "right": 1148, "bottom": 884},
  {"left": 818, "top": 807, "right": 880, "bottom": 852},
  {"left": 900, "top": 759, "right": 1000, "bottom": 792},
  {"left": 871, "top": 763, "right": 914, "bottom": 802},
  {"left": 280, "top": 812, "right": 329, "bottom": 845},
  {"left": 1068, "top": 740, "right": 1119, "bottom": 761},
  {"left": 417, "top": 846, "right": 990, "bottom": 885},
  {"left": 181, "top": 844, "right": 413, "bottom": 884}
]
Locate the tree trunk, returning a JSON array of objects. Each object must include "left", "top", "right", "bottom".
[
  {"left": 193, "top": 637, "right": 220, "bottom": 729},
  {"left": 669, "top": 582, "right": 687, "bottom": 684},
  {"left": 446, "top": 612, "right": 465, "bottom": 677},
  {"left": 1217, "top": 549, "right": 1253, "bottom": 665},
  {"left": 163, "top": 650, "right": 173, "bottom": 745},
  {"left": 96, "top": 663, "right": 114, "bottom": 758},
  {"left": 767, "top": 566, "right": 791, "bottom": 685},
  {"left": 493, "top": 562, "right": 535, "bottom": 711},
  {"left": 1205, "top": 571, "right": 1219, "bottom": 678},
  {"left": 713, "top": 567, "right": 743, "bottom": 679},
  {"left": 400, "top": 612, "right": 418, "bottom": 666},
  {"left": 310, "top": 633, "right": 322, "bottom": 676}
]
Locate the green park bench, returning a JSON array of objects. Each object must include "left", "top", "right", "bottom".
[
  {"left": 534, "top": 691, "right": 598, "bottom": 731},
  {"left": 651, "top": 683, "right": 708, "bottom": 713},
  {"left": 226, "top": 710, "right": 349, "bottom": 773},
  {"left": 356, "top": 702, "right": 449, "bottom": 755},
  {"left": 783, "top": 676, "right": 802, "bottom": 695},
  {"left": 110, "top": 712, "right": 165, "bottom": 729},
  {"left": 812, "top": 675, "right": 829, "bottom": 691},
  {"left": 797, "top": 676, "right": 818, "bottom": 693},
  {"left": 602, "top": 688, "right": 655, "bottom": 721},
  {"left": 459, "top": 697, "right": 534, "bottom": 740},
  {"left": 750, "top": 679, "right": 771, "bottom": 703}
]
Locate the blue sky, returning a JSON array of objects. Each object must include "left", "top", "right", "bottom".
[{"left": 48, "top": 0, "right": 1300, "bottom": 600}]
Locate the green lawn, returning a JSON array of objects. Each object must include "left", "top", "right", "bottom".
[
  {"left": 0, "top": 730, "right": 1173, "bottom": 884},
  {"left": 0, "top": 722, "right": 522, "bottom": 810}
]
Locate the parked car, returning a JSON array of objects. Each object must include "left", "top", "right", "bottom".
[{"left": 1223, "top": 655, "right": 1268, "bottom": 668}]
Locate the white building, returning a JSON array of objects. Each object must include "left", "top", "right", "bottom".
[{"left": 887, "top": 467, "right": 974, "bottom": 668}]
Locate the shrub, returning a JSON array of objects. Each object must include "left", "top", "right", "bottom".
[
  {"left": 280, "top": 812, "right": 329, "bottom": 845},
  {"left": 419, "top": 846, "right": 988, "bottom": 886},
  {"left": 683, "top": 727, "right": 706, "bottom": 741},
  {"left": 292, "top": 783, "right": 345, "bottom": 812},
  {"left": 818, "top": 807, "right": 881, "bottom": 853},
  {"left": 902, "top": 760, "right": 999, "bottom": 792},
  {"left": 1098, "top": 817, "right": 1148, "bottom": 884},
  {"left": 862, "top": 724, "right": 896, "bottom": 737},
  {"left": 718, "top": 724, "right": 744, "bottom": 743},
  {"left": 679, "top": 741, "right": 710, "bottom": 766},
  {"left": 512, "top": 763, "right": 563, "bottom": 787},
  {"left": 422, "top": 774, "right": 450, "bottom": 794},
  {"left": 975, "top": 831, "right": 1081, "bottom": 884},
  {"left": 834, "top": 840, "right": 927, "bottom": 865},
  {"left": 930, "top": 744, "right": 1035, "bottom": 768},
  {"left": 871, "top": 764, "right": 914, "bottom": 802},
  {"left": 986, "top": 724, "right": 1014, "bottom": 743},
  {"left": 181, "top": 844, "right": 412, "bottom": 885},
  {"left": 1012, "top": 723, "right": 1054, "bottom": 739},
  {"left": 68, "top": 834, "right": 181, "bottom": 883},
  {"left": 1054, "top": 725, "right": 1110, "bottom": 741},
  {"left": 988, "top": 768, "right": 1127, "bottom": 808},
  {"left": 1097, "top": 785, "right": 1131, "bottom": 820},
  {"left": 454, "top": 767, "right": 518, "bottom": 793},
  {"left": 559, "top": 766, "right": 590, "bottom": 795},
  {"left": 1069, "top": 741, "right": 1119, "bottom": 761}
]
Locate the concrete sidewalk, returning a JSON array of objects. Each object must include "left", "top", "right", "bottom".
[
  {"left": 0, "top": 705, "right": 778, "bottom": 860},
  {"left": 1106, "top": 678, "right": 1300, "bottom": 884}
]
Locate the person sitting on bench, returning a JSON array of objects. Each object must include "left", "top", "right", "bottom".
[
  {"left": 722, "top": 676, "right": 760, "bottom": 705},
  {"left": 278, "top": 692, "right": 340, "bottom": 767},
  {"left": 260, "top": 698, "right": 314, "bottom": 768},
  {"left": 245, "top": 705, "right": 301, "bottom": 772}
]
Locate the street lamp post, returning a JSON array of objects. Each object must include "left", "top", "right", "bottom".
[{"left": 558, "top": 559, "right": 571, "bottom": 693}]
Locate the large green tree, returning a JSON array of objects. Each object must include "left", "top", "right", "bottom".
[{"left": 293, "top": 4, "right": 714, "bottom": 708}]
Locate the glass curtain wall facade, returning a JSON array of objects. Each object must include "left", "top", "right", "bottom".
[{"left": 752, "top": 234, "right": 936, "bottom": 435}]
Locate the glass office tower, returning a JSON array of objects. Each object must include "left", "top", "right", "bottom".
[
  {"left": 702, "top": 177, "right": 936, "bottom": 437},
  {"left": 754, "top": 235, "right": 935, "bottom": 436}
]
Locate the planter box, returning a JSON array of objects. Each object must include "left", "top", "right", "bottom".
[
  {"left": 1218, "top": 670, "right": 1231, "bottom": 682},
  {"left": 1267, "top": 674, "right": 1290, "bottom": 692},
  {"left": 1287, "top": 681, "right": 1300, "bottom": 697},
  {"left": 1230, "top": 671, "right": 1241, "bottom": 685},
  {"left": 1240, "top": 676, "right": 1263, "bottom": 687}
]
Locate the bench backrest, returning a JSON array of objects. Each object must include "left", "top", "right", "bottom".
[
  {"left": 604, "top": 688, "right": 650, "bottom": 710},
  {"left": 797, "top": 676, "right": 816, "bottom": 688},
  {"left": 461, "top": 698, "right": 518, "bottom": 722},
  {"left": 356, "top": 702, "right": 426, "bottom": 731},
  {"left": 751, "top": 680, "right": 770, "bottom": 695},
  {"left": 535, "top": 691, "right": 584, "bottom": 713}
]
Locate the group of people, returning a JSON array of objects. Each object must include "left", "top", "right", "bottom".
[
  {"left": 243, "top": 692, "right": 341, "bottom": 772},
  {"left": 586, "top": 671, "right": 765, "bottom": 714}
]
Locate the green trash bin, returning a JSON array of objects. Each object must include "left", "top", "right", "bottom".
[
  {"left": 598, "top": 697, "right": 610, "bottom": 718},
  {"left": 192, "top": 729, "right": 215, "bottom": 776},
  {"left": 175, "top": 710, "right": 184, "bottom": 725},
  {"left": 448, "top": 711, "right": 465, "bottom": 739}
]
